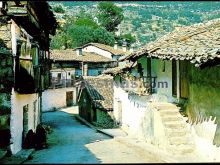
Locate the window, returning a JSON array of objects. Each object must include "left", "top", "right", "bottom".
[{"left": 58, "top": 73, "right": 61, "bottom": 79}]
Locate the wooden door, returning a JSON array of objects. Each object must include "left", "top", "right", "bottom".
[
  {"left": 66, "top": 91, "right": 73, "bottom": 107},
  {"left": 179, "top": 61, "right": 189, "bottom": 99}
]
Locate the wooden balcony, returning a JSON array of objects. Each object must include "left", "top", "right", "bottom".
[
  {"left": 120, "top": 75, "right": 151, "bottom": 96},
  {"left": 48, "top": 78, "right": 78, "bottom": 89}
]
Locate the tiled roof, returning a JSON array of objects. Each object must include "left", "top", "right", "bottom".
[
  {"left": 82, "top": 75, "right": 113, "bottom": 111},
  {"left": 78, "top": 43, "right": 127, "bottom": 55},
  {"left": 50, "top": 49, "right": 113, "bottom": 63},
  {"left": 103, "top": 63, "right": 134, "bottom": 75},
  {"left": 121, "top": 18, "right": 220, "bottom": 67}
]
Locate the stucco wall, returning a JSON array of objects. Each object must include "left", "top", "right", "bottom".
[
  {"left": 42, "top": 87, "right": 77, "bottom": 112},
  {"left": 151, "top": 59, "right": 176, "bottom": 102},
  {"left": 10, "top": 89, "right": 40, "bottom": 154},
  {"left": 113, "top": 82, "right": 154, "bottom": 139},
  {"left": 186, "top": 64, "right": 220, "bottom": 146},
  {"left": 82, "top": 45, "right": 112, "bottom": 59}
]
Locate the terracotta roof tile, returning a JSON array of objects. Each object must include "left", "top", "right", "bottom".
[
  {"left": 122, "top": 18, "right": 220, "bottom": 67},
  {"left": 82, "top": 75, "right": 113, "bottom": 111},
  {"left": 50, "top": 49, "right": 113, "bottom": 63}
]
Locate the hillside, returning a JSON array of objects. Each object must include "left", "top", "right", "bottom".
[{"left": 49, "top": 1, "right": 220, "bottom": 47}]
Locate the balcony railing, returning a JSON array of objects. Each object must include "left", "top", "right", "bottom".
[
  {"left": 48, "top": 78, "right": 78, "bottom": 89},
  {"left": 119, "top": 75, "right": 151, "bottom": 96}
]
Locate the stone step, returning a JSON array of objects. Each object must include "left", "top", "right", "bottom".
[
  {"left": 167, "top": 144, "right": 195, "bottom": 155},
  {"left": 165, "top": 129, "right": 190, "bottom": 137},
  {"left": 161, "top": 116, "right": 183, "bottom": 122},
  {"left": 164, "top": 122, "right": 186, "bottom": 129},
  {"left": 153, "top": 103, "right": 180, "bottom": 109},
  {"left": 159, "top": 110, "right": 180, "bottom": 116},
  {"left": 168, "top": 136, "right": 193, "bottom": 145}
]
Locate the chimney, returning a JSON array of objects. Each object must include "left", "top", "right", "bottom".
[
  {"left": 122, "top": 39, "right": 127, "bottom": 52},
  {"left": 76, "top": 48, "right": 83, "bottom": 55},
  {"left": 114, "top": 41, "right": 118, "bottom": 50}
]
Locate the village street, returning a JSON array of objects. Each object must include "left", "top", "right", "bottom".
[{"left": 23, "top": 107, "right": 165, "bottom": 164}]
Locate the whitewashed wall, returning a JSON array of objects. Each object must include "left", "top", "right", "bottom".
[
  {"left": 42, "top": 87, "right": 77, "bottom": 112},
  {"left": 113, "top": 84, "right": 155, "bottom": 139},
  {"left": 151, "top": 59, "right": 178, "bottom": 102},
  {"left": 82, "top": 45, "right": 112, "bottom": 59},
  {"left": 10, "top": 89, "right": 40, "bottom": 154}
]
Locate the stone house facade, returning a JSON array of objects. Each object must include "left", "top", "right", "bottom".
[{"left": 0, "top": 1, "right": 57, "bottom": 155}]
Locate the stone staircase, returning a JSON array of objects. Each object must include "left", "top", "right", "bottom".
[{"left": 154, "top": 103, "right": 195, "bottom": 155}]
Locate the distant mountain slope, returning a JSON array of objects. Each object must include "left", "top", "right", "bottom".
[{"left": 49, "top": 1, "right": 220, "bottom": 47}]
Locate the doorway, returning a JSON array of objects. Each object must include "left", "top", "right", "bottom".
[
  {"left": 66, "top": 91, "right": 73, "bottom": 107},
  {"left": 179, "top": 61, "right": 189, "bottom": 99},
  {"left": 22, "top": 104, "right": 29, "bottom": 146}
]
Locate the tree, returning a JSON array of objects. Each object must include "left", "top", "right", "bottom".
[
  {"left": 74, "top": 18, "right": 99, "bottom": 29},
  {"left": 93, "top": 28, "right": 115, "bottom": 46},
  {"left": 50, "top": 32, "right": 67, "bottom": 49},
  {"left": 116, "top": 33, "right": 136, "bottom": 47},
  {"left": 97, "top": 2, "right": 124, "bottom": 32},
  {"left": 66, "top": 25, "right": 94, "bottom": 48},
  {"left": 52, "top": 4, "right": 65, "bottom": 13}
]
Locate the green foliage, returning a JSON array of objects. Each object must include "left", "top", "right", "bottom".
[
  {"left": 50, "top": 32, "right": 67, "bottom": 49},
  {"left": 122, "top": 33, "right": 136, "bottom": 46},
  {"left": 97, "top": 2, "right": 124, "bottom": 32},
  {"left": 116, "top": 33, "right": 136, "bottom": 47},
  {"left": 52, "top": 4, "right": 65, "bottom": 13},
  {"left": 74, "top": 18, "right": 99, "bottom": 29},
  {"left": 51, "top": 24, "right": 115, "bottom": 49},
  {"left": 66, "top": 25, "right": 95, "bottom": 48},
  {"left": 93, "top": 28, "right": 115, "bottom": 46}
]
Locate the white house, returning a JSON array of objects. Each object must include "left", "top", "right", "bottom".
[
  {"left": 76, "top": 42, "right": 129, "bottom": 61},
  {"left": 105, "top": 18, "right": 220, "bottom": 160},
  {"left": 0, "top": 1, "right": 57, "bottom": 155}
]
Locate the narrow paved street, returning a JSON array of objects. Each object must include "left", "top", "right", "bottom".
[{"left": 23, "top": 107, "right": 164, "bottom": 164}]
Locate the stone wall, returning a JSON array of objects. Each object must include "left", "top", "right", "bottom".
[
  {"left": 0, "top": 23, "right": 14, "bottom": 93},
  {"left": 186, "top": 64, "right": 220, "bottom": 146},
  {"left": 0, "top": 23, "right": 12, "bottom": 49}
]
